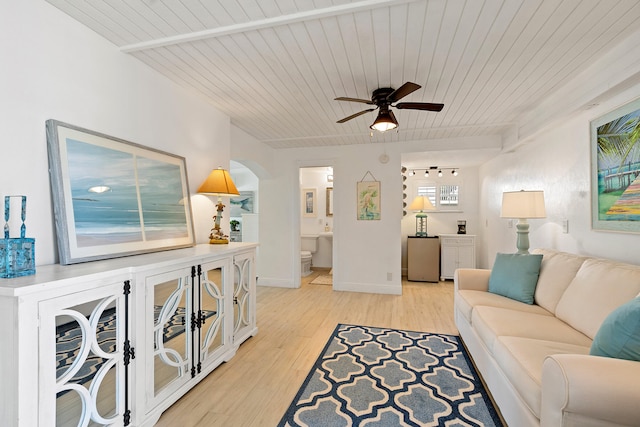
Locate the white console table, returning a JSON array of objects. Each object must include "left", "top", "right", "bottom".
[{"left": 0, "top": 243, "right": 257, "bottom": 427}]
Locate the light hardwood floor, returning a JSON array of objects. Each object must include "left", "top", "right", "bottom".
[{"left": 155, "top": 269, "right": 458, "bottom": 427}]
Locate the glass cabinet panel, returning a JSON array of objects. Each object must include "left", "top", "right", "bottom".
[
  {"left": 233, "top": 257, "right": 251, "bottom": 335},
  {"left": 152, "top": 275, "right": 190, "bottom": 395},
  {"left": 40, "top": 283, "right": 126, "bottom": 427},
  {"left": 199, "top": 265, "right": 225, "bottom": 364}
]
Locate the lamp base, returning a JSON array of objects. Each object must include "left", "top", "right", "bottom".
[
  {"left": 209, "top": 238, "right": 229, "bottom": 244},
  {"left": 515, "top": 219, "right": 530, "bottom": 254}
]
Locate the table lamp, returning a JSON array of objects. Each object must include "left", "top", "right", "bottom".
[
  {"left": 197, "top": 167, "right": 240, "bottom": 244},
  {"left": 408, "top": 195, "right": 436, "bottom": 237},
  {"left": 500, "top": 190, "right": 546, "bottom": 254}
]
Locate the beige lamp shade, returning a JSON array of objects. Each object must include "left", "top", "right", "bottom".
[
  {"left": 500, "top": 190, "right": 546, "bottom": 219},
  {"left": 408, "top": 195, "right": 436, "bottom": 211},
  {"left": 197, "top": 167, "right": 240, "bottom": 196}
]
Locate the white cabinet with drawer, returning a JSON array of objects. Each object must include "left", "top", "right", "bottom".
[{"left": 440, "top": 234, "right": 476, "bottom": 280}]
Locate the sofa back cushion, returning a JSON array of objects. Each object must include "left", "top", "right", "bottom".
[
  {"left": 532, "top": 249, "right": 586, "bottom": 313},
  {"left": 555, "top": 258, "right": 640, "bottom": 339}
]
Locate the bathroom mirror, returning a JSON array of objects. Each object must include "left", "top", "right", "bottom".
[{"left": 326, "top": 187, "right": 333, "bottom": 216}]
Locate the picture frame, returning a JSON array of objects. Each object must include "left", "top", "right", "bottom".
[
  {"left": 46, "top": 120, "right": 196, "bottom": 264},
  {"left": 302, "top": 188, "right": 317, "bottom": 217},
  {"left": 326, "top": 187, "right": 333, "bottom": 217},
  {"left": 230, "top": 191, "right": 255, "bottom": 217},
  {"left": 590, "top": 98, "right": 640, "bottom": 233},
  {"left": 357, "top": 181, "right": 381, "bottom": 220}
]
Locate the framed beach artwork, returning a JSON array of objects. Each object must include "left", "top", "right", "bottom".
[
  {"left": 230, "top": 191, "right": 255, "bottom": 217},
  {"left": 590, "top": 98, "right": 640, "bottom": 233},
  {"left": 302, "top": 188, "right": 317, "bottom": 217},
  {"left": 46, "top": 120, "right": 195, "bottom": 264}
]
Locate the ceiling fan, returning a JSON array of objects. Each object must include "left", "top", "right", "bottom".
[{"left": 335, "top": 82, "right": 444, "bottom": 132}]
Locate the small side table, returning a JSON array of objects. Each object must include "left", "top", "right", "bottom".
[{"left": 407, "top": 236, "right": 440, "bottom": 282}]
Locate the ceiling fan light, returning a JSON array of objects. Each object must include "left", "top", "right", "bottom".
[{"left": 370, "top": 109, "right": 398, "bottom": 132}]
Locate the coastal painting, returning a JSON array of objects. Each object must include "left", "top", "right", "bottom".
[
  {"left": 591, "top": 98, "right": 640, "bottom": 233},
  {"left": 47, "top": 120, "right": 195, "bottom": 264},
  {"left": 357, "top": 181, "right": 380, "bottom": 220},
  {"left": 230, "top": 191, "right": 255, "bottom": 217}
]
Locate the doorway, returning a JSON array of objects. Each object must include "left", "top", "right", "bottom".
[{"left": 299, "top": 166, "right": 334, "bottom": 285}]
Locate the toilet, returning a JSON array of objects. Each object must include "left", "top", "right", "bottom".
[{"left": 301, "top": 234, "right": 319, "bottom": 277}]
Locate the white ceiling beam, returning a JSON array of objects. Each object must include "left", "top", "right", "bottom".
[{"left": 120, "top": 0, "right": 424, "bottom": 53}]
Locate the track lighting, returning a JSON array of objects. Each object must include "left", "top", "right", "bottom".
[{"left": 404, "top": 166, "right": 459, "bottom": 178}]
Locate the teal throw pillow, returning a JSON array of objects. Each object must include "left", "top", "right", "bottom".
[
  {"left": 488, "top": 253, "right": 543, "bottom": 304},
  {"left": 590, "top": 297, "right": 640, "bottom": 361}
]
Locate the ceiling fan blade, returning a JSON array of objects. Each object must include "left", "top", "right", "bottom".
[
  {"left": 335, "top": 96, "right": 374, "bottom": 105},
  {"left": 387, "top": 82, "right": 421, "bottom": 102},
  {"left": 395, "top": 102, "right": 444, "bottom": 112},
  {"left": 336, "top": 108, "right": 376, "bottom": 123}
]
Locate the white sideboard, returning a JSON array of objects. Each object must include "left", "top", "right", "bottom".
[
  {"left": 439, "top": 234, "right": 476, "bottom": 280},
  {"left": 0, "top": 243, "right": 257, "bottom": 427}
]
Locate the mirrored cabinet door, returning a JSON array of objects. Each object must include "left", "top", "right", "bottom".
[
  {"left": 145, "top": 267, "right": 193, "bottom": 407},
  {"left": 233, "top": 254, "right": 251, "bottom": 339},
  {"left": 39, "top": 281, "right": 129, "bottom": 427},
  {"left": 233, "top": 251, "right": 256, "bottom": 346},
  {"left": 198, "top": 260, "right": 228, "bottom": 369}
]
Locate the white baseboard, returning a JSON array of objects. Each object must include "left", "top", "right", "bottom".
[
  {"left": 334, "top": 281, "right": 402, "bottom": 295},
  {"left": 257, "top": 277, "right": 296, "bottom": 288}
]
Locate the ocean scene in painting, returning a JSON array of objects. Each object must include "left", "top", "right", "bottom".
[
  {"left": 66, "top": 139, "right": 188, "bottom": 247},
  {"left": 596, "top": 107, "right": 640, "bottom": 221}
]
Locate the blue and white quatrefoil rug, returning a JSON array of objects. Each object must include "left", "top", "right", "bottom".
[{"left": 278, "top": 324, "right": 502, "bottom": 427}]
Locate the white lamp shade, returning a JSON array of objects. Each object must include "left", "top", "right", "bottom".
[
  {"left": 501, "top": 190, "right": 546, "bottom": 218},
  {"left": 408, "top": 195, "right": 435, "bottom": 211},
  {"left": 197, "top": 167, "right": 240, "bottom": 196}
]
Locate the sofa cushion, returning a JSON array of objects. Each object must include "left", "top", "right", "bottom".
[
  {"left": 472, "top": 306, "right": 593, "bottom": 353},
  {"left": 590, "top": 297, "right": 640, "bottom": 361},
  {"left": 532, "top": 249, "right": 586, "bottom": 314},
  {"left": 493, "top": 337, "right": 590, "bottom": 418},
  {"left": 488, "top": 253, "right": 543, "bottom": 304},
  {"left": 555, "top": 258, "right": 640, "bottom": 339},
  {"left": 456, "top": 289, "right": 552, "bottom": 324}
]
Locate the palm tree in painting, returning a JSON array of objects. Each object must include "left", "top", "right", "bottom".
[
  {"left": 597, "top": 111, "right": 640, "bottom": 180},
  {"left": 596, "top": 109, "right": 640, "bottom": 220}
]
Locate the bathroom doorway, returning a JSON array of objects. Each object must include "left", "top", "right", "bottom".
[{"left": 299, "top": 166, "right": 334, "bottom": 285}]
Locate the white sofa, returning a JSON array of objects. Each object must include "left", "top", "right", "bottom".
[{"left": 454, "top": 249, "right": 640, "bottom": 427}]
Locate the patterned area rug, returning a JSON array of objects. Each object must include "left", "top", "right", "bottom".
[
  {"left": 310, "top": 274, "right": 333, "bottom": 285},
  {"left": 56, "top": 306, "right": 216, "bottom": 387},
  {"left": 279, "top": 324, "right": 502, "bottom": 427}
]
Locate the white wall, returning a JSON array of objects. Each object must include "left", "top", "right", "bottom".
[
  {"left": 231, "top": 132, "right": 404, "bottom": 293},
  {"left": 1, "top": 1, "right": 231, "bottom": 265},
  {"left": 479, "top": 84, "right": 640, "bottom": 268}
]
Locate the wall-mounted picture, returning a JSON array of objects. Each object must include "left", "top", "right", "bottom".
[
  {"left": 230, "top": 191, "right": 255, "bottom": 217},
  {"left": 591, "top": 98, "right": 640, "bottom": 233},
  {"left": 46, "top": 120, "right": 196, "bottom": 264},
  {"left": 326, "top": 187, "right": 333, "bottom": 216},
  {"left": 302, "top": 188, "right": 317, "bottom": 217},
  {"left": 357, "top": 181, "right": 381, "bottom": 220}
]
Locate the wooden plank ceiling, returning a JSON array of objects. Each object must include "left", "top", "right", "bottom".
[{"left": 45, "top": 0, "right": 640, "bottom": 149}]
